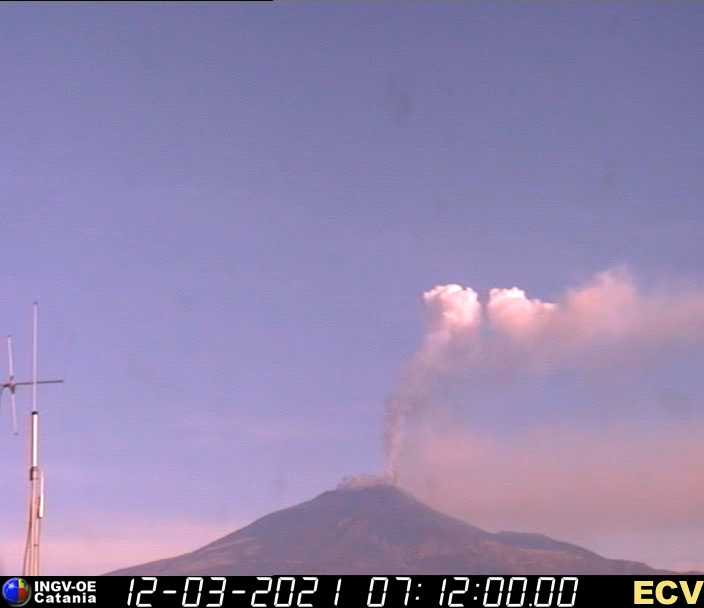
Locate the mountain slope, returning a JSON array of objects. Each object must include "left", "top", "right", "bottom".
[{"left": 109, "top": 483, "right": 658, "bottom": 575}]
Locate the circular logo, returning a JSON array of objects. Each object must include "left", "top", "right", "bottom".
[{"left": 2, "top": 578, "right": 31, "bottom": 607}]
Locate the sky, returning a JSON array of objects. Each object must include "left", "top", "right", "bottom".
[{"left": 0, "top": 2, "right": 703, "bottom": 574}]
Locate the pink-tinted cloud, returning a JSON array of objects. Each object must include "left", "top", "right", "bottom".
[
  {"left": 517, "top": 269, "right": 704, "bottom": 364},
  {"left": 423, "top": 284, "right": 482, "bottom": 336},
  {"left": 385, "top": 269, "right": 704, "bottom": 477},
  {"left": 0, "top": 517, "right": 238, "bottom": 575},
  {"left": 487, "top": 286, "right": 556, "bottom": 338},
  {"left": 399, "top": 420, "right": 704, "bottom": 570},
  {"left": 430, "top": 269, "right": 704, "bottom": 366},
  {"left": 420, "top": 284, "right": 481, "bottom": 362}
]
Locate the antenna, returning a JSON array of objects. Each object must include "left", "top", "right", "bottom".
[
  {"left": 1, "top": 335, "right": 19, "bottom": 435},
  {"left": 4, "top": 301, "right": 65, "bottom": 577}
]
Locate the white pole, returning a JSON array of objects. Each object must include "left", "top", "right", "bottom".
[
  {"left": 31, "top": 412, "right": 38, "bottom": 469},
  {"left": 32, "top": 302, "right": 38, "bottom": 414},
  {"left": 24, "top": 302, "right": 42, "bottom": 576}
]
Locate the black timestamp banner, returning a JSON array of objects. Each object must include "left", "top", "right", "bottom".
[{"left": 2, "top": 575, "right": 702, "bottom": 608}]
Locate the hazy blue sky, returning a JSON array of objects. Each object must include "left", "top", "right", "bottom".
[{"left": 0, "top": 2, "right": 703, "bottom": 574}]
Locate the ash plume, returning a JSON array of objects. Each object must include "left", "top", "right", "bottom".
[
  {"left": 384, "top": 284, "right": 481, "bottom": 480},
  {"left": 383, "top": 269, "right": 704, "bottom": 481}
]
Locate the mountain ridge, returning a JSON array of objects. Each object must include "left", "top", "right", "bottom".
[{"left": 108, "top": 483, "right": 662, "bottom": 575}]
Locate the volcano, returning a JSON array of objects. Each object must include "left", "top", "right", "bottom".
[{"left": 109, "top": 482, "right": 658, "bottom": 574}]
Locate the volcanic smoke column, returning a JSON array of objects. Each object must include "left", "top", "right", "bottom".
[
  {"left": 384, "top": 284, "right": 481, "bottom": 482},
  {"left": 384, "top": 269, "right": 704, "bottom": 484}
]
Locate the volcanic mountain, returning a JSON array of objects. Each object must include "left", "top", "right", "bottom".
[{"left": 109, "top": 481, "right": 658, "bottom": 574}]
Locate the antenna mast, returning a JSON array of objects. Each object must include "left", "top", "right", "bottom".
[{"left": 13, "top": 302, "right": 63, "bottom": 576}]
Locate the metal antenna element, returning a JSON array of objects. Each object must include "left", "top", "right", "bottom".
[
  {"left": 6, "top": 301, "right": 65, "bottom": 577},
  {"left": 1, "top": 335, "right": 19, "bottom": 435},
  {"left": 2, "top": 329, "right": 63, "bottom": 437}
]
